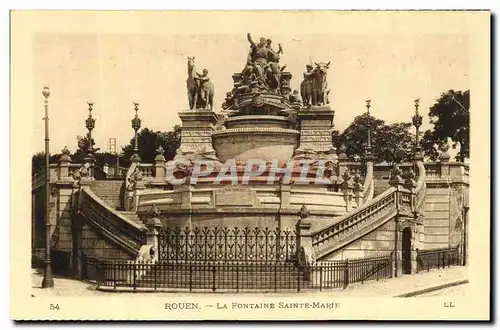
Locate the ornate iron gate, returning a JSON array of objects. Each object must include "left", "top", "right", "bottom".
[{"left": 158, "top": 227, "right": 297, "bottom": 263}]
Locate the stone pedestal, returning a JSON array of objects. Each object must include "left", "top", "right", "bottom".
[
  {"left": 145, "top": 217, "right": 162, "bottom": 261},
  {"left": 154, "top": 153, "right": 166, "bottom": 183},
  {"left": 294, "top": 106, "right": 336, "bottom": 159},
  {"left": 175, "top": 110, "right": 218, "bottom": 160}
]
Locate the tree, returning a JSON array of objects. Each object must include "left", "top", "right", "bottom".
[
  {"left": 31, "top": 152, "right": 60, "bottom": 175},
  {"left": 335, "top": 113, "right": 385, "bottom": 159},
  {"left": 423, "top": 90, "right": 470, "bottom": 162},
  {"left": 122, "top": 125, "right": 181, "bottom": 163},
  {"left": 72, "top": 133, "right": 97, "bottom": 163},
  {"left": 377, "top": 122, "right": 414, "bottom": 164},
  {"left": 333, "top": 114, "right": 415, "bottom": 164}
]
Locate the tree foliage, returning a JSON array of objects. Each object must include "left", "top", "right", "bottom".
[
  {"left": 333, "top": 113, "right": 415, "bottom": 164},
  {"left": 31, "top": 152, "right": 59, "bottom": 175},
  {"left": 121, "top": 125, "right": 181, "bottom": 163},
  {"left": 32, "top": 126, "right": 182, "bottom": 175},
  {"left": 423, "top": 89, "right": 470, "bottom": 162}
]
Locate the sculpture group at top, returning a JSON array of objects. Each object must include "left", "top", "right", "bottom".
[
  {"left": 186, "top": 33, "right": 332, "bottom": 112},
  {"left": 241, "top": 33, "right": 285, "bottom": 93}
]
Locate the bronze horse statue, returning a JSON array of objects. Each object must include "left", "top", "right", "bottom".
[{"left": 186, "top": 57, "right": 214, "bottom": 110}]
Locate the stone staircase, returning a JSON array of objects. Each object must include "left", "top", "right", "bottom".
[
  {"left": 373, "top": 180, "right": 390, "bottom": 197},
  {"left": 90, "top": 180, "right": 125, "bottom": 210},
  {"left": 87, "top": 180, "right": 144, "bottom": 236},
  {"left": 117, "top": 211, "right": 144, "bottom": 227}
]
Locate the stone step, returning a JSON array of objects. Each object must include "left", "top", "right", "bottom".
[{"left": 116, "top": 211, "right": 143, "bottom": 225}]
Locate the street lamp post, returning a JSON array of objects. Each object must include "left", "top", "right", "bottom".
[
  {"left": 130, "top": 102, "right": 142, "bottom": 163},
  {"left": 412, "top": 98, "right": 423, "bottom": 160},
  {"left": 41, "top": 86, "right": 54, "bottom": 288},
  {"left": 84, "top": 102, "right": 96, "bottom": 176},
  {"left": 365, "top": 99, "right": 372, "bottom": 158}
]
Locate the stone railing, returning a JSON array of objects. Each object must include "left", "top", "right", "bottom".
[
  {"left": 137, "top": 163, "right": 154, "bottom": 180},
  {"left": 311, "top": 158, "right": 427, "bottom": 259},
  {"left": 312, "top": 187, "right": 399, "bottom": 258},
  {"left": 32, "top": 163, "right": 84, "bottom": 191},
  {"left": 362, "top": 161, "right": 374, "bottom": 204},
  {"left": 79, "top": 187, "right": 146, "bottom": 253},
  {"left": 415, "top": 161, "right": 427, "bottom": 211},
  {"left": 32, "top": 172, "right": 45, "bottom": 190}
]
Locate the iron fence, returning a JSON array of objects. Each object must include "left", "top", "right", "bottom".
[
  {"left": 96, "top": 253, "right": 394, "bottom": 292},
  {"left": 158, "top": 227, "right": 297, "bottom": 263},
  {"left": 416, "top": 245, "right": 461, "bottom": 272}
]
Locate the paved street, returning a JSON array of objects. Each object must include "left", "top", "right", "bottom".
[{"left": 31, "top": 266, "right": 467, "bottom": 298}]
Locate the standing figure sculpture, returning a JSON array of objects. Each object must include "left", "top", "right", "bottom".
[
  {"left": 300, "top": 64, "right": 314, "bottom": 106},
  {"left": 246, "top": 34, "right": 269, "bottom": 82},
  {"left": 186, "top": 57, "right": 214, "bottom": 110},
  {"left": 311, "top": 61, "right": 330, "bottom": 106},
  {"left": 194, "top": 69, "right": 214, "bottom": 110}
]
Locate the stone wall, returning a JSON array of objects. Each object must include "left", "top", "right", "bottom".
[
  {"left": 80, "top": 223, "right": 132, "bottom": 259},
  {"left": 324, "top": 219, "right": 397, "bottom": 260}
]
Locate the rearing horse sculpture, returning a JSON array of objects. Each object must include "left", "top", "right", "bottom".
[
  {"left": 186, "top": 57, "right": 199, "bottom": 110},
  {"left": 311, "top": 61, "right": 330, "bottom": 106}
]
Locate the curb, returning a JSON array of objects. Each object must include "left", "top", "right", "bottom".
[{"left": 392, "top": 279, "right": 469, "bottom": 297}]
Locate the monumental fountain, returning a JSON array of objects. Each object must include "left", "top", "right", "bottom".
[{"left": 133, "top": 33, "right": 373, "bottom": 232}]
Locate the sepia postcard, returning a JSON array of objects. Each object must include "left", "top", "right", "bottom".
[{"left": 10, "top": 10, "right": 490, "bottom": 321}]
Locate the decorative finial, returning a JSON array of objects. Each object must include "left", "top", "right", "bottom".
[
  {"left": 61, "top": 146, "right": 70, "bottom": 155},
  {"left": 414, "top": 98, "right": 420, "bottom": 111},
  {"left": 42, "top": 86, "right": 50, "bottom": 99},
  {"left": 87, "top": 101, "right": 94, "bottom": 113},
  {"left": 405, "top": 168, "right": 416, "bottom": 180},
  {"left": 156, "top": 145, "right": 165, "bottom": 155},
  {"left": 338, "top": 143, "right": 347, "bottom": 154},
  {"left": 342, "top": 169, "right": 352, "bottom": 182},
  {"left": 353, "top": 170, "right": 362, "bottom": 184},
  {"left": 133, "top": 102, "right": 139, "bottom": 113},
  {"left": 298, "top": 205, "right": 310, "bottom": 220},
  {"left": 365, "top": 99, "right": 371, "bottom": 111},
  {"left": 149, "top": 203, "right": 160, "bottom": 218},
  {"left": 390, "top": 164, "right": 403, "bottom": 180}
]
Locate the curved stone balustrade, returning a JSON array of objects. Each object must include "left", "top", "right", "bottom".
[
  {"left": 80, "top": 187, "right": 146, "bottom": 252},
  {"left": 312, "top": 187, "right": 397, "bottom": 252},
  {"left": 361, "top": 161, "right": 374, "bottom": 204}
]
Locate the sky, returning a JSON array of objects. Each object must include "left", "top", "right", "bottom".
[{"left": 32, "top": 32, "right": 469, "bottom": 155}]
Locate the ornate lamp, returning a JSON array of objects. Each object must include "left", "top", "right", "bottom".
[
  {"left": 412, "top": 98, "right": 423, "bottom": 160},
  {"left": 365, "top": 99, "right": 374, "bottom": 161},
  {"left": 41, "top": 86, "right": 54, "bottom": 288},
  {"left": 83, "top": 102, "right": 96, "bottom": 167},
  {"left": 130, "top": 102, "right": 142, "bottom": 162}
]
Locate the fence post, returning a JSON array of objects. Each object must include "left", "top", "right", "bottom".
[
  {"left": 154, "top": 261, "right": 157, "bottom": 291},
  {"left": 297, "top": 264, "right": 301, "bottom": 292},
  {"left": 274, "top": 263, "right": 278, "bottom": 293},
  {"left": 212, "top": 265, "right": 216, "bottom": 292},
  {"left": 113, "top": 261, "right": 117, "bottom": 289},
  {"left": 236, "top": 264, "right": 239, "bottom": 293},
  {"left": 343, "top": 259, "right": 349, "bottom": 289},
  {"left": 319, "top": 265, "right": 323, "bottom": 291},
  {"left": 189, "top": 264, "right": 193, "bottom": 292},
  {"left": 133, "top": 262, "right": 137, "bottom": 290}
]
